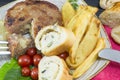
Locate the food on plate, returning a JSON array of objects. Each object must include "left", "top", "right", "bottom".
[
  {"left": 4, "top": 1, "right": 32, "bottom": 34},
  {"left": 30, "top": 1, "right": 63, "bottom": 38},
  {"left": 17, "top": 47, "right": 42, "bottom": 79},
  {"left": 73, "top": 38, "right": 105, "bottom": 78},
  {"left": 33, "top": 54, "right": 42, "bottom": 67},
  {"left": 5, "top": 0, "right": 62, "bottom": 38},
  {"left": 99, "top": 2, "right": 120, "bottom": 28},
  {"left": 66, "top": 5, "right": 98, "bottom": 34},
  {"left": 18, "top": 54, "right": 32, "bottom": 67},
  {"left": 31, "top": 67, "right": 38, "bottom": 80},
  {"left": 62, "top": 1, "right": 75, "bottom": 26},
  {"left": 26, "top": 47, "right": 37, "bottom": 57},
  {"left": 38, "top": 56, "right": 72, "bottom": 80},
  {"left": 67, "top": 17, "right": 100, "bottom": 68},
  {"left": 68, "top": 0, "right": 79, "bottom": 10},
  {"left": 5, "top": 0, "right": 63, "bottom": 57},
  {"left": 111, "top": 26, "right": 120, "bottom": 44},
  {"left": 22, "top": 67, "right": 31, "bottom": 76},
  {"left": 66, "top": 6, "right": 98, "bottom": 66},
  {"left": 35, "top": 24, "right": 76, "bottom": 56},
  {"left": 99, "top": 0, "right": 120, "bottom": 9},
  {"left": 17, "top": 48, "right": 43, "bottom": 68},
  {"left": 99, "top": 2, "right": 120, "bottom": 44},
  {"left": 8, "top": 33, "right": 34, "bottom": 57},
  {"left": 58, "top": 52, "right": 69, "bottom": 60},
  {"left": 65, "top": 5, "right": 99, "bottom": 68}
]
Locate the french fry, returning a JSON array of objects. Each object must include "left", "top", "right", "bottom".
[
  {"left": 66, "top": 6, "right": 98, "bottom": 65},
  {"left": 75, "top": 17, "right": 100, "bottom": 66},
  {"left": 67, "top": 9, "right": 92, "bottom": 64},
  {"left": 62, "top": 2, "right": 106, "bottom": 78},
  {"left": 65, "top": 6, "right": 85, "bottom": 31},
  {"left": 62, "top": 1, "right": 75, "bottom": 26},
  {"left": 66, "top": 5, "right": 98, "bottom": 33},
  {"left": 67, "top": 17, "right": 100, "bottom": 68},
  {"left": 73, "top": 38, "right": 105, "bottom": 78}
]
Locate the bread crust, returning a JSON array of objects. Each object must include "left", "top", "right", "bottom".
[
  {"left": 111, "top": 26, "right": 120, "bottom": 44},
  {"left": 99, "top": 2, "right": 120, "bottom": 28},
  {"left": 35, "top": 25, "right": 76, "bottom": 56},
  {"left": 38, "top": 56, "right": 72, "bottom": 80}
]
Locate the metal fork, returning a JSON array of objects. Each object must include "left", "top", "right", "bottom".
[{"left": 0, "top": 41, "right": 11, "bottom": 55}]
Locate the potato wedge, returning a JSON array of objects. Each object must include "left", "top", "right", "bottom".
[
  {"left": 62, "top": 1, "right": 75, "bottom": 26},
  {"left": 65, "top": 6, "right": 86, "bottom": 31},
  {"left": 73, "top": 38, "right": 105, "bottom": 78},
  {"left": 66, "top": 6, "right": 98, "bottom": 65},
  {"left": 67, "top": 9, "right": 93, "bottom": 63},
  {"left": 75, "top": 18, "right": 100, "bottom": 65},
  {"left": 66, "top": 5, "right": 98, "bottom": 33},
  {"left": 67, "top": 17, "right": 100, "bottom": 68}
]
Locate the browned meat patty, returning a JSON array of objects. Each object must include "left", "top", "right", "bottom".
[
  {"left": 5, "top": 1, "right": 62, "bottom": 57},
  {"left": 5, "top": 1, "right": 62, "bottom": 38},
  {"left": 5, "top": 2, "right": 32, "bottom": 34},
  {"left": 8, "top": 33, "right": 35, "bottom": 57}
]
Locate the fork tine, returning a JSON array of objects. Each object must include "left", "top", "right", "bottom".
[
  {"left": 0, "top": 51, "right": 11, "bottom": 55},
  {"left": 0, "top": 41, "right": 8, "bottom": 44},
  {"left": 0, "top": 47, "right": 9, "bottom": 50},
  {"left": 0, "top": 41, "right": 10, "bottom": 56}
]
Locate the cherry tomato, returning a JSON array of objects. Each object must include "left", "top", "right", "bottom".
[
  {"left": 18, "top": 54, "right": 32, "bottom": 67},
  {"left": 22, "top": 67, "right": 31, "bottom": 76},
  {"left": 26, "top": 47, "right": 37, "bottom": 57},
  {"left": 58, "top": 52, "right": 69, "bottom": 60},
  {"left": 31, "top": 67, "right": 38, "bottom": 80},
  {"left": 33, "top": 54, "right": 42, "bottom": 67}
]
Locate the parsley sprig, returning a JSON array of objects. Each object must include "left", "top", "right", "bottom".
[{"left": 69, "top": 0, "right": 79, "bottom": 10}]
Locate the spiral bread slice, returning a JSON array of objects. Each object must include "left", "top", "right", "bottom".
[
  {"left": 111, "top": 26, "right": 120, "bottom": 44},
  {"left": 38, "top": 56, "right": 72, "bottom": 80},
  {"left": 35, "top": 24, "right": 76, "bottom": 56},
  {"left": 99, "top": 2, "right": 120, "bottom": 28},
  {"left": 100, "top": 0, "right": 120, "bottom": 9}
]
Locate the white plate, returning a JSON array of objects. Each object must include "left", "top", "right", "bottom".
[{"left": 0, "top": 0, "right": 111, "bottom": 80}]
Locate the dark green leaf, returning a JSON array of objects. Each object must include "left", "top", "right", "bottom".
[
  {"left": 0, "top": 58, "right": 32, "bottom": 80},
  {"left": 4, "top": 68, "right": 21, "bottom": 80},
  {"left": 0, "top": 58, "right": 17, "bottom": 80},
  {"left": 19, "top": 76, "right": 32, "bottom": 80}
]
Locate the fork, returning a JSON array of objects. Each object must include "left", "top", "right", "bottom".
[
  {"left": 0, "top": 41, "right": 120, "bottom": 64},
  {"left": 0, "top": 41, "right": 11, "bottom": 55}
]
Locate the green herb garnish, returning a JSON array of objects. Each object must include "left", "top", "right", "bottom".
[{"left": 69, "top": 0, "right": 79, "bottom": 10}]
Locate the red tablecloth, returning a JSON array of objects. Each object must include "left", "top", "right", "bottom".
[{"left": 92, "top": 26, "right": 120, "bottom": 80}]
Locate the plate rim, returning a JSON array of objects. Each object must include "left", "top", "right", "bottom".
[{"left": 88, "top": 24, "right": 111, "bottom": 79}]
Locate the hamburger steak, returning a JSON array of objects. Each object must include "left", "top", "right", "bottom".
[
  {"left": 5, "top": 0, "right": 63, "bottom": 57},
  {"left": 8, "top": 33, "right": 35, "bottom": 57},
  {"left": 5, "top": 1, "right": 62, "bottom": 38}
]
